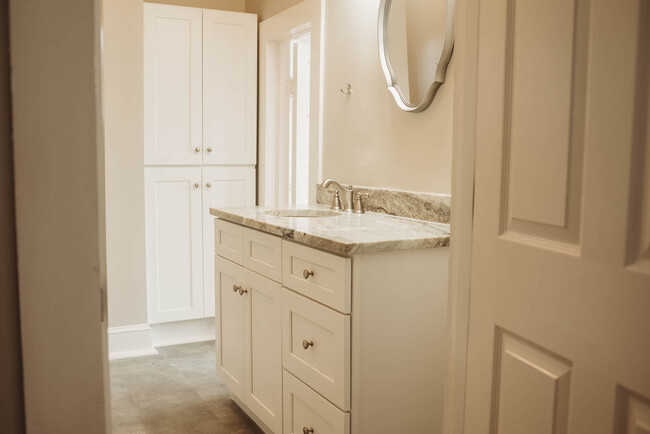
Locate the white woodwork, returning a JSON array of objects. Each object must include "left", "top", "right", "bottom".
[
  {"left": 621, "top": 391, "right": 650, "bottom": 434},
  {"left": 244, "top": 270, "right": 283, "bottom": 434},
  {"left": 258, "top": 0, "right": 323, "bottom": 206},
  {"left": 282, "top": 288, "right": 350, "bottom": 411},
  {"left": 463, "top": 0, "right": 650, "bottom": 431},
  {"left": 214, "top": 219, "right": 245, "bottom": 265},
  {"left": 150, "top": 317, "right": 215, "bottom": 347},
  {"left": 244, "top": 228, "right": 283, "bottom": 282},
  {"left": 214, "top": 221, "right": 450, "bottom": 433},
  {"left": 203, "top": 10, "right": 257, "bottom": 165},
  {"left": 107, "top": 324, "right": 158, "bottom": 360},
  {"left": 281, "top": 241, "right": 351, "bottom": 313},
  {"left": 144, "top": 3, "right": 202, "bottom": 165},
  {"left": 350, "top": 248, "right": 449, "bottom": 434},
  {"left": 203, "top": 167, "right": 255, "bottom": 317},
  {"left": 214, "top": 256, "right": 246, "bottom": 399},
  {"left": 145, "top": 167, "right": 203, "bottom": 323},
  {"left": 283, "top": 370, "right": 351, "bottom": 434},
  {"left": 493, "top": 331, "right": 571, "bottom": 434}
]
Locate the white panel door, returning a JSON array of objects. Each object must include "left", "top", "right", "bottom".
[
  {"left": 215, "top": 256, "right": 246, "bottom": 399},
  {"left": 203, "top": 166, "right": 255, "bottom": 317},
  {"left": 203, "top": 10, "right": 257, "bottom": 165},
  {"left": 145, "top": 167, "right": 203, "bottom": 324},
  {"left": 464, "top": 0, "right": 650, "bottom": 432},
  {"left": 244, "top": 270, "right": 282, "bottom": 434},
  {"left": 144, "top": 3, "right": 202, "bottom": 165}
]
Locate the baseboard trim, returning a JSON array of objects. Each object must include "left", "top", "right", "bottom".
[
  {"left": 150, "top": 317, "right": 215, "bottom": 348},
  {"left": 108, "top": 324, "right": 158, "bottom": 360}
]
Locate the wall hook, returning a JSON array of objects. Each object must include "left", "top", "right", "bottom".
[{"left": 340, "top": 83, "right": 353, "bottom": 95}]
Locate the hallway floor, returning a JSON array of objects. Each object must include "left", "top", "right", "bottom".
[{"left": 110, "top": 341, "right": 263, "bottom": 434}]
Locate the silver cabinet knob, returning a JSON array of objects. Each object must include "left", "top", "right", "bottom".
[
  {"left": 303, "top": 427, "right": 314, "bottom": 434},
  {"left": 194, "top": 147, "right": 201, "bottom": 153},
  {"left": 207, "top": 147, "right": 213, "bottom": 153},
  {"left": 302, "top": 340, "right": 313, "bottom": 349},
  {"left": 206, "top": 182, "right": 213, "bottom": 189},
  {"left": 193, "top": 182, "right": 200, "bottom": 189},
  {"left": 303, "top": 269, "right": 314, "bottom": 279}
]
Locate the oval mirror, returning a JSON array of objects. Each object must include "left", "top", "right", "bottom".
[{"left": 378, "top": 0, "right": 455, "bottom": 112}]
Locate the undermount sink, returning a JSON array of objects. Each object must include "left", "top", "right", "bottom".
[{"left": 265, "top": 209, "right": 341, "bottom": 218}]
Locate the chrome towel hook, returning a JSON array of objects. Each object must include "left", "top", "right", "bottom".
[{"left": 340, "top": 83, "right": 352, "bottom": 95}]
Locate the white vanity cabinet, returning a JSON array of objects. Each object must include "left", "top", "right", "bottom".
[{"left": 213, "top": 218, "right": 450, "bottom": 434}]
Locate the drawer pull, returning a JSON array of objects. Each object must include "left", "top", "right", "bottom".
[
  {"left": 233, "top": 284, "right": 241, "bottom": 293},
  {"left": 302, "top": 339, "right": 314, "bottom": 349},
  {"left": 303, "top": 269, "right": 314, "bottom": 279},
  {"left": 303, "top": 428, "right": 314, "bottom": 434}
]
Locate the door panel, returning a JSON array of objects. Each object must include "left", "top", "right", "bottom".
[
  {"left": 215, "top": 256, "right": 246, "bottom": 398},
  {"left": 203, "top": 166, "right": 255, "bottom": 317},
  {"left": 145, "top": 167, "right": 203, "bottom": 323},
  {"left": 244, "top": 270, "right": 282, "bottom": 433},
  {"left": 144, "top": 3, "right": 202, "bottom": 165},
  {"left": 203, "top": 10, "right": 257, "bottom": 165},
  {"left": 465, "top": 0, "right": 650, "bottom": 432}
]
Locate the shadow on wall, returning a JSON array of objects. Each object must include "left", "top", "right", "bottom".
[{"left": 0, "top": 0, "right": 25, "bottom": 430}]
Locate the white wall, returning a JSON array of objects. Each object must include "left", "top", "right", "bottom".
[{"left": 321, "top": 0, "right": 453, "bottom": 194}]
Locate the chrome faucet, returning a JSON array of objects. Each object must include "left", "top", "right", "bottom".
[{"left": 321, "top": 179, "right": 354, "bottom": 212}]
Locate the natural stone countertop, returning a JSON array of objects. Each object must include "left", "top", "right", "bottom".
[{"left": 210, "top": 205, "right": 450, "bottom": 256}]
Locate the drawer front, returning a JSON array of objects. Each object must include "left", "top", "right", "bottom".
[
  {"left": 282, "top": 289, "right": 350, "bottom": 411},
  {"left": 243, "top": 228, "right": 282, "bottom": 282},
  {"left": 214, "top": 219, "right": 244, "bottom": 265},
  {"left": 283, "top": 370, "right": 350, "bottom": 434},
  {"left": 281, "top": 241, "right": 351, "bottom": 313}
]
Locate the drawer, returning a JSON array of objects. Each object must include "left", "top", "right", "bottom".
[
  {"left": 282, "top": 289, "right": 350, "bottom": 411},
  {"left": 214, "top": 219, "right": 244, "bottom": 264},
  {"left": 283, "top": 370, "right": 350, "bottom": 434},
  {"left": 281, "top": 240, "right": 351, "bottom": 313},
  {"left": 243, "top": 228, "right": 282, "bottom": 282}
]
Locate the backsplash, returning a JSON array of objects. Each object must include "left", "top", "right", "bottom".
[{"left": 316, "top": 185, "right": 451, "bottom": 224}]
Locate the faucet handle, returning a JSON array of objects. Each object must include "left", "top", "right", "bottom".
[
  {"left": 331, "top": 190, "right": 343, "bottom": 211},
  {"left": 353, "top": 192, "right": 369, "bottom": 214}
]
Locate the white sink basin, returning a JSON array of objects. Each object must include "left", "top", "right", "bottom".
[{"left": 265, "top": 209, "right": 341, "bottom": 218}]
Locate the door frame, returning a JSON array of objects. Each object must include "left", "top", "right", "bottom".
[
  {"left": 11, "top": 0, "right": 110, "bottom": 431},
  {"left": 443, "top": 0, "right": 480, "bottom": 432}
]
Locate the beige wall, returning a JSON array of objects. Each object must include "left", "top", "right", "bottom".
[
  {"left": 0, "top": 0, "right": 24, "bottom": 431},
  {"left": 148, "top": 0, "right": 244, "bottom": 11},
  {"left": 321, "top": 0, "right": 453, "bottom": 194},
  {"left": 10, "top": 0, "right": 108, "bottom": 430},
  {"left": 245, "top": 0, "right": 302, "bottom": 21},
  {"left": 104, "top": 0, "right": 148, "bottom": 328}
]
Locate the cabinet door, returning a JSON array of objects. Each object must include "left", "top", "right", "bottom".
[
  {"left": 145, "top": 167, "right": 203, "bottom": 323},
  {"left": 215, "top": 256, "right": 246, "bottom": 398},
  {"left": 203, "top": 10, "right": 257, "bottom": 165},
  {"left": 203, "top": 166, "right": 255, "bottom": 317},
  {"left": 144, "top": 3, "right": 202, "bottom": 165},
  {"left": 244, "top": 270, "right": 282, "bottom": 433}
]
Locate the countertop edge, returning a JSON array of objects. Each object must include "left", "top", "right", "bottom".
[{"left": 210, "top": 208, "right": 450, "bottom": 256}]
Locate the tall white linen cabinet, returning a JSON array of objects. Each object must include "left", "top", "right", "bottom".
[{"left": 143, "top": 3, "right": 257, "bottom": 336}]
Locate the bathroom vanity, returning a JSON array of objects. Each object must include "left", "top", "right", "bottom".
[{"left": 210, "top": 206, "right": 450, "bottom": 434}]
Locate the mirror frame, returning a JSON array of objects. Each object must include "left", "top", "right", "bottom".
[{"left": 378, "top": 0, "right": 455, "bottom": 112}]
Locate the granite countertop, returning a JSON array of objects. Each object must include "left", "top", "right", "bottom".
[{"left": 210, "top": 205, "right": 450, "bottom": 256}]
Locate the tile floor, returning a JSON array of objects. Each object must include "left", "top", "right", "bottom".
[{"left": 110, "top": 341, "right": 263, "bottom": 434}]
